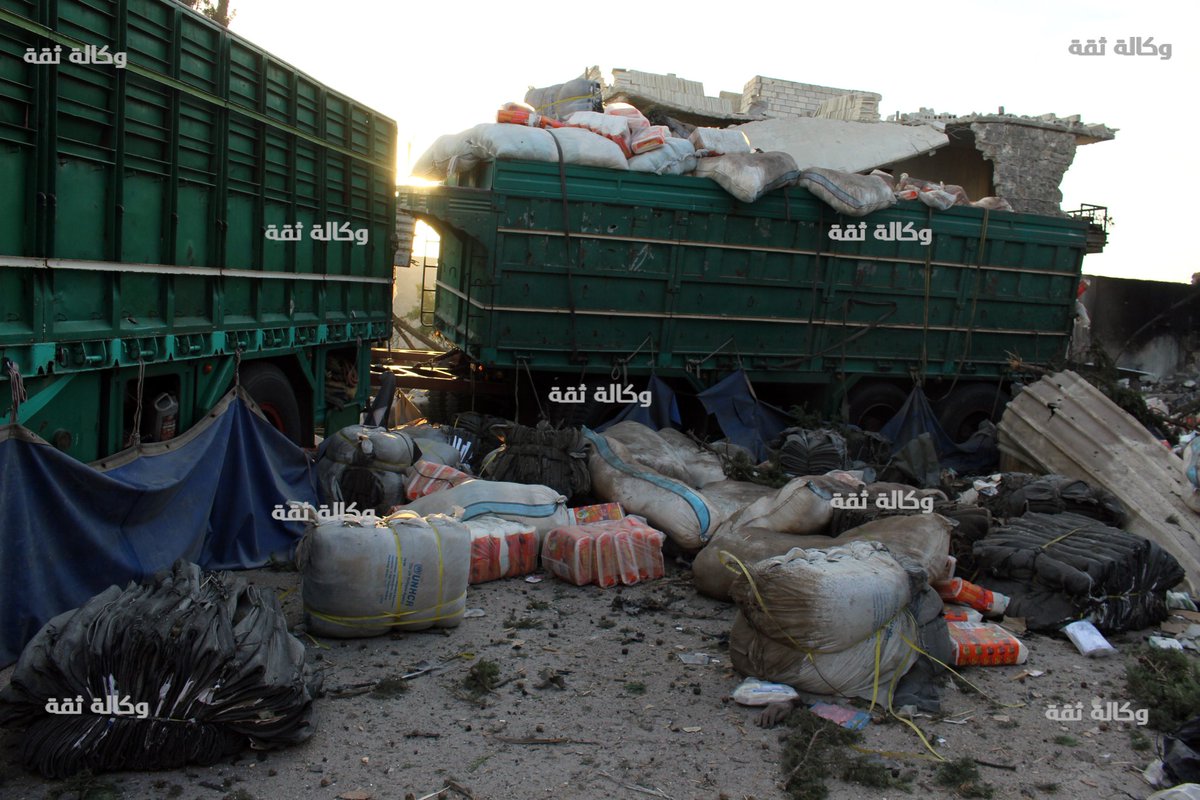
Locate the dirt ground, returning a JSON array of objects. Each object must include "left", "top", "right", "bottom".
[{"left": 0, "top": 561, "right": 1183, "bottom": 800}]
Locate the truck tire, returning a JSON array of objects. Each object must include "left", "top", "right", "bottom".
[
  {"left": 847, "top": 382, "right": 907, "bottom": 432},
  {"left": 241, "top": 363, "right": 303, "bottom": 445},
  {"left": 936, "top": 383, "right": 1009, "bottom": 443}
]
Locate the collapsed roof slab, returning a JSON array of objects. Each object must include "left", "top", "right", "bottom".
[{"left": 733, "top": 117, "right": 948, "bottom": 173}]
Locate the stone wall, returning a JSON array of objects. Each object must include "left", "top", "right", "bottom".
[
  {"left": 608, "top": 69, "right": 733, "bottom": 116},
  {"left": 969, "top": 122, "right": 1078, "bottom": 216}
]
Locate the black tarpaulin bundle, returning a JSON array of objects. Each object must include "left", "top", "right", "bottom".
[
  {"left": 485, "top": 423, "right": 590, "bottom": 499},
  {"left": 971, "top": 512, "right": 1184, "bottom": 633},
  {"left": 0, "top": 562, "right": 320, "bottom": 777},
  {"left": 775, "top": 428, "right": 849, "bottom": 477},
  {"left": 978, "top": 473, "right": 1126, "bottom": 525}
]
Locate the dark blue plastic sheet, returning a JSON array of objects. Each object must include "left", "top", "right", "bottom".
[
  {"left": 697, "top": 370, "right": 792, "bottom": 462},
  {"left": 0, "top": 389, "right": 317, "bottom": 667},
  {"left": 879, "top": 386, "right": 998, "bottom": 476},
  {"left": 596, "top": 374, "right": 682, "bottom": 433}
]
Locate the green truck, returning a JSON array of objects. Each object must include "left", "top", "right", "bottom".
[
  {"left": 399, "top": 159, "right": 1095, "bottom": 437},
  {"left": 0, "top": 0, "right": 396, "bottom": 461}
]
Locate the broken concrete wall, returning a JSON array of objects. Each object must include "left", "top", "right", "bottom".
[
  {"left": 741, "top": 76, "right": 880, "bottom": 122},
  {"left": 969, "top": 122, "right": 1078, "bottom": 216}
]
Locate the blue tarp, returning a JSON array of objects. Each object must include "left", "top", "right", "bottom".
[
  {"left": 596, "top": 374, "right": 682, "bottom": 433},
  {"left": 0, "top": 389, "right": 318, "bottom": 667},
  {"left": 879, "top": 386, "right": 999, "bottom": 477},
  {"left": 697, "top": 370, "right": 792, "bottom": 462}
]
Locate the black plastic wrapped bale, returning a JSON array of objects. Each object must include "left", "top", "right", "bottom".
[
  {"left": 0, "top": 562, "right": 320, "bottom": 777},
  {"left": 485, "top": 423, "right": 590, "bottom": 500},
  {"left": 978, "top": 473, "right": 1126, "bottom": 525},
  {"left": 971, "top": 512, "right": 1184, "bottom": 633},
  {"left": 443, "top": 411, "right": 509, "bottom": 473},
  {"left": 775, "top": 428, "right": 849, "bottom": 477}
]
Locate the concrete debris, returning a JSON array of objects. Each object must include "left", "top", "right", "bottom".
[
  {"left": 731, "top": 117, "right": 948, "bottom": 174},
  {"left": 997, "top": 370, "right": 1200, "bottom": 593}
]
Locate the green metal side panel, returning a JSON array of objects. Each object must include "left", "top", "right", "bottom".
[
  {"left": 400, "top": 159, "right": 1088, "bottom": 384},
  {"left": 0, "top": 0, "right": 396, "bottom": 458},
  {"left": 0, "top": 0, "right": 396, "bottom": 364}
]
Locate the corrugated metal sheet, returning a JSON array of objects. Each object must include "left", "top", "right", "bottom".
[{"left": 998, "top": 371, "right": 1200, "bottom": 593}]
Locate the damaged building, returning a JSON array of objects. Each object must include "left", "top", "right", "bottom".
[{"left": 586, "top": 66, "right": 1116, "bottom": 218}]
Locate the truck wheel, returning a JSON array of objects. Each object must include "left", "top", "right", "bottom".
[
  {"left": 937, "top": 383, "right": 1009, "bottom": 442},
  {"left": 847, "top": 382, "right": 907, "bottom": 432},
  {"left": 241, "top": 363, "right": 303, "bottom": 444}
]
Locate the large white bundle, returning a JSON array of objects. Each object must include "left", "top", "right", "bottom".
[
  {"left": 694, "top": 513, "right": 954, "bottom": 602},
  {"left": 730, "top": 610, "right": 918, "bottom": 701},
  {"left": 547, "top": 127, "right": 629, "bottom": 170},
  {"left": 410, "top": 123, "right": 629, "bottom": 180},
  {"left": 731, "top": 476, "right": 847, "bottom": 535},
  {"left": 403, "top": 479, "right": 569, "bottom": 541},
  {"left": 602, "top": 421, "right": 694, "bottom": 486},
  {"left": 730, "top": 541, "right": 911, "bottom": 653},
  {"left": 583, "top": 427, "right": 724, "bottom": 551},
  {"left": 697, "top": 479, "right": 776, "bottom": 520},
  {"left": 694, "top": 152, "right": 800, "bottom": 203},
  {"left": 565, "top": 111, "right": 632, "bottom": 155},
  {"left": 688, "top": 127, "right": 751, "bottom": 156},
  {"left": 656, "top": 428, "right": 727, "bottom": 486},
  {"left": 318, "top": 425, "right": 420, "bottom": 509},
  {"left": 627, "top": 137, "right": 697, "bottom": 175},
  {"left": 799, "top": 167, "right": 896, "bottom": 217},
  {"left": 298, "top": 512, "right": 470, "bottom": 637}
]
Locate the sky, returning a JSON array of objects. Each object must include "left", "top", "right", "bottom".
[{"left": 228, "top": 0, "right": 1197, "bottom": 283}]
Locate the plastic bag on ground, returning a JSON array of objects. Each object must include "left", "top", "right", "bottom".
[
  {"left": 298, "top": 511, "right": 470, "bottom": 637},
  {"left": 627, "top": 136, "right": 697, "bottom": 175},
  {"left": 0, "top": 561, "right": 319, "bottom": 777},
  {"left": 799, "top": 167, "right": 896, "bottom": 217},
  {"left": 694, "top": 152, "right": 800, "bottom": 203}
]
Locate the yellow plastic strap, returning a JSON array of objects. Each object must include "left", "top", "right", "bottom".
[
  {"left": 1040, "top": 525, "right": 1088, "bottom": 549},
  {"left": 303, "top": 592, "right": 468, "bottom": 628}
]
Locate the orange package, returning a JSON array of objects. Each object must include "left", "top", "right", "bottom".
[
  {"left": 568, "top": 502, "right": 625, "bottom": 525},
  {"left": 542, "top": 527, "right": 595, "bottom": 586},
  {"left": 933, "top": 577, "right": 1009, "bottom": 616},
  {"left": 947, "top": 621, "right": 1028, "bottom": 666},
  {"left": 543, "top": 518, "right": 665, "bottom": 587},
  {"left": 465, "top": 516, "right": 539, "bottom": 584},
  {"left": 405, "top": 459, "right": 472, "bottom": 501}
]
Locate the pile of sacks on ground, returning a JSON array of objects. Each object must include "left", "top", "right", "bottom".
[
  {"left": 413, "top": 77, "right": 1015, "bottom": 213},
  {"left": 303, "top": 420, "right": 670, "bottom": 638},
  {"left": 304, "top": 416, "right": 1187, "bottom": 710}
]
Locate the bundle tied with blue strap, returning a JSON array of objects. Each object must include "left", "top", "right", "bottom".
[{"left": 582, "top": 427, "right": 725, "bottom": 552}]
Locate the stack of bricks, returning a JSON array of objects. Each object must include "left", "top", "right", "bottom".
[
  {"left": 814, "top": 92, "right": 882, "bottom": 122},
  {"left": 741, "top": 76, "right": 881, "bottom": 122},
  {"left": 607, "top": 68, "right": 734, "bottom": 116}
]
